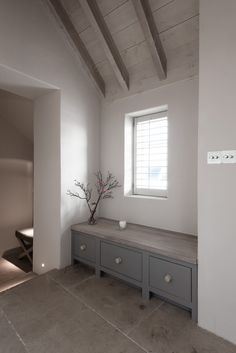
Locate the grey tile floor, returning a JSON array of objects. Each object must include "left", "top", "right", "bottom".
[{"left": 0, "top": 263, "right": 235, "bottom": 353}]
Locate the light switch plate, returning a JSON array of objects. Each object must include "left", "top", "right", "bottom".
[
  {"left": 207, "top": 151, "right": 222, "bottom": 164},
  {"left": 221, "top": 150, "right": 236, "bottom": 164}
]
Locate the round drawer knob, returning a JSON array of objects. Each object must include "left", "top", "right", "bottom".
[
  {"left": 80, "top": 244, "right": 87, "bottom": 251},
  {"left": 164, "top": 273, "right": 172, "bottom": 283},
  {"left": 115, "top": 257, "right": 122, "bottom": 264}
]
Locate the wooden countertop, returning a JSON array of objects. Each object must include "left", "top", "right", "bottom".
[{"left": 71, "top": 218, "right": 198, "bottom": 264}]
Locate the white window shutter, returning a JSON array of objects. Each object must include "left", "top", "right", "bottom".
[{"left": 134, "top": 111, "right": 168, "bottom": 197}]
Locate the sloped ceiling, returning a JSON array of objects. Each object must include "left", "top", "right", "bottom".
[{"left": 49, "top": 0, "right": 199, "bottom": 100}]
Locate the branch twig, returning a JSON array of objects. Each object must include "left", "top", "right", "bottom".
[{"left": 67, "top": 171, "right": 121, "bottom": 224}]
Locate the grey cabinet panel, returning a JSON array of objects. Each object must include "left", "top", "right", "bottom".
[
  {"left": 74, "top": 233, "right": 96, "bottom": 263},
  {"left": 149, "top": 256, "right": 191, "bottom": 303},
  {"left": 71, "top": 220, "right": 198, "bottom": 321},
  {"left": 101, "top": 241, "right": 142, "bottom": 282},
  {"left": 72, "top": 219, "right": 197, "bottom": 264}
]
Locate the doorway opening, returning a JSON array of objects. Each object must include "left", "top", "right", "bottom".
[
  {"left": 0, "top": 89, "right": 34, "bottom": 291},
  {"left": 0, "top": 63, "right": 60, "bottom": 291}
]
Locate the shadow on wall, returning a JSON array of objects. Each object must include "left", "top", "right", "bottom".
[{"left": 0, "top": 159, "right": 33, "bottom": 256}]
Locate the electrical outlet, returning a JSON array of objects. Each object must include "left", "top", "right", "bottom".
[
  {"left": 207, "top": 151, "right": 222, "bottom": 164},
  {"left": 221, "top": 150, "right": 236, "bottom": 164}
]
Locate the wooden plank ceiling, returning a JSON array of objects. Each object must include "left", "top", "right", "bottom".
[{"left": 49, "top": 0, "right": 199, "bottom": 100}]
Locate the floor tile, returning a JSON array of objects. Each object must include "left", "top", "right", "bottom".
[
  {"left": 0, "top": 275, "right": 82, "bottom": 324},
  {"left": 47, "top": 263, "right": 95, "bottom": 289},
  {"left": 0, "top": 275, "right": 146, "bottom": 353},
  {"left": 0, "top": 310, "right": 27, "bottom": 353},
  {"left": 178, "top": 325, "right": 236, "bottom": 353},
  {"left": 24, "top": 307, "right": 146, "bottom": 353},
  {"left": 71, "top": 274, "right": 163, "bottom": 334},
  {"left": 1, "top": 265, "right": 235, "bottom": 353},
  {"left": 129, "top": 302, "right": 236, "bottom": 353}
]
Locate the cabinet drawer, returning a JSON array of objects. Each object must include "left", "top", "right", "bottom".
[
  {"left": 101, "top": 242, "right": 142, "bottom": 282},
  {"left": 149, "top": 256, "right": 191, "bottom": 303},
  {"left": 74, "top": 233, "right": 96, "bottom": 263}
]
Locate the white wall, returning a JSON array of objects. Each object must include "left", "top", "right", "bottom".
[
  {"left": 0, "top": 115, "right": 33, "bottom": 255},
  {"left": 100, "top": 78, "right": 198, "bottom": 235},
  {"left": 198, "top": 0, "right": 236, "bottom": 344},
  {"left": 0, "top": 114, "right": 33, "bottom": 161},
  {"left": 0, "top": 0, "right": 101, "bottom": 272},
  {"left": 0, "top": 89, "right": 34, "bottom": 142},
  {"left": 33, "top": 91, "right": 61, "bottom": 273}
]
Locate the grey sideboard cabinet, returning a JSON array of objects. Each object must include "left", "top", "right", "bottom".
[{"left": 71, "top": 218, "right": 198, "bottom": 321}]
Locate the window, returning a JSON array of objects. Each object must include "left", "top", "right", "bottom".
[{"left": 133, "top": 111, "right": 168, "bottom": 197}]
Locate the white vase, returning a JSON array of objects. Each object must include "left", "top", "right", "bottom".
[{"left": 119, "top": 220, "right": 127, "bottom": 230}]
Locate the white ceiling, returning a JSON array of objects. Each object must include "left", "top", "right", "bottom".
[{"left": 59, "top": 0, "right": 199, "bottom": 100}]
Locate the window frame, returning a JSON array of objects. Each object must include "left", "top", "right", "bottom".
[{"left": 133, "top": 110, "right": 168, "bottom": 198}]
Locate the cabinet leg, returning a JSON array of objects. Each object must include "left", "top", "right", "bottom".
[
  {"left": 96, "top": 267, "right": 101, "bottom": 278},
  {"left": 142, "top": 287, "right": 150, "bottom": 301},
  {"left": 191, "top": 304, "right": 198, "bottom": 322}
]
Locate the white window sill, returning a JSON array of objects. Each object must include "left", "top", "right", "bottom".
[{"left": 124, "top": 194, "right": 168, "bottom": 201}]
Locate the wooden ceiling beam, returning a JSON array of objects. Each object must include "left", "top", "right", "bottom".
[
  {"left": 48, "top": 0, "right": 105, "bottom": 96},
  {"left": 132, "top": 0, "right": 167, "bottom": 80},
  {"left": 79, "top": 0, "right": 129, "bottom": 91}
]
